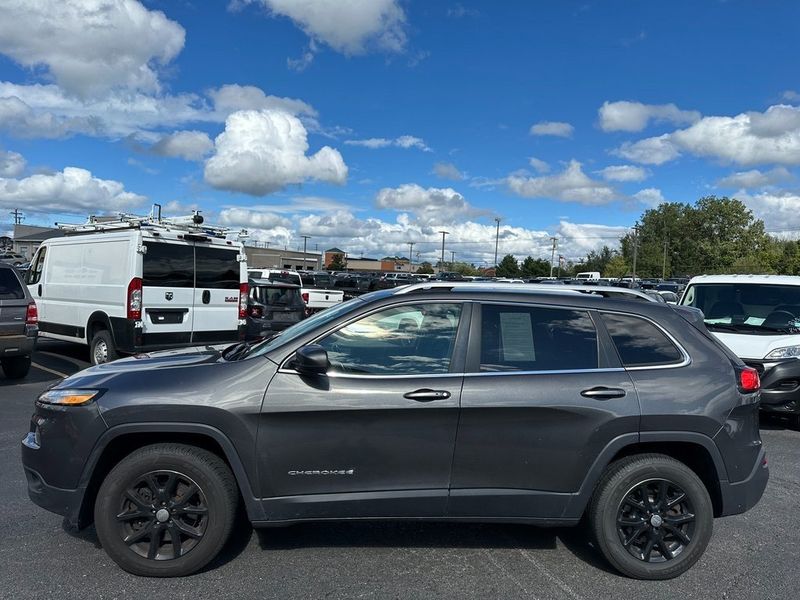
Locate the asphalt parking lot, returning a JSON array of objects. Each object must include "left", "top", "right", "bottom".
[{"left": 0, "top": 341, "right": 798, "bottom": 600}]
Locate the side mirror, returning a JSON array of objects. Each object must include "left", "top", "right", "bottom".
[{"left": 293, "top": 344, "right": 330, "bottom": 375}]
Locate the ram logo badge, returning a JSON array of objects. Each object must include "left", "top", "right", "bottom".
[{"left": 165, "top": 291, "right": 173, "bottom": 301}]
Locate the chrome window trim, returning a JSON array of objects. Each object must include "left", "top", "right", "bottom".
[
  {"left": 464, "top": 367, "right": 626, "bottom": 377},
  {"left": 600, "top": 310, "right": 692, "bottom": 371},
  {"left": 276, "top": 367, "right": 465, "bottom": 379}
]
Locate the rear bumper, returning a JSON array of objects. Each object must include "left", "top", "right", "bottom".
[
  {"left": 744, "top": 358, "right": 800, "bottom": 415},
  {"left": 0, "top": 329, "right": 37, "bottom": 357},
  {"left": 111, "top": 316, "right": 245, "bottom": 353},
  {"left": 718, "top": 446, "right": 769, "bottom": 517}
]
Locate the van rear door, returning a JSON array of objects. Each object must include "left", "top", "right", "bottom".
[
  {"left": 141, "top": 240, "right": 195, "bottom": 346},
  {"left": 192, "top": 244, "right": 242, "bottom": 344}
]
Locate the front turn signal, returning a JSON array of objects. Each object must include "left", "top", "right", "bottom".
[{"left": 37, "top": 389, "right": 100, "bottom": 406}]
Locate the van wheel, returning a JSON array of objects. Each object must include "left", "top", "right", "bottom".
[
  {"left": 90, "top": 329, "right": 118, "bottom": 365},
  {"left": 588, "top": 453, "right": 713, "bottom": 580},
  {"left": 1, "top": 355, "right": 31, "bottom": 379},
  {"left": 94, "top": 443, "right": 238, "bottom": 577}
]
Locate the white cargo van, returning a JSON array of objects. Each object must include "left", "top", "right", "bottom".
[
  {"left": 25, "top": 213, "right": 248, "bottom": 364},
  {"left": 680, "top": 274, "right": 800, "bottom": 422}
]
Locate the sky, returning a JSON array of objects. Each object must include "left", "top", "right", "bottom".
[{"left": 1, "top": 0, "right": 800, "bottom": 266}]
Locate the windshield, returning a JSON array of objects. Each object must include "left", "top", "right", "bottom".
[
  {"left": 681, "top": 283, "right": 800, "bottom": 334},
  {"left": 246, "top": 296, "right": 366, "bottom": 358}
]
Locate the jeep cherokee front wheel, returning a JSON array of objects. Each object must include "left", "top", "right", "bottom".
[
  {"left": 588, "top": 453, "right": 713, "bottom": 580},
  {"left": 94, "top": 443, "right": 238, "bottom": 577}
]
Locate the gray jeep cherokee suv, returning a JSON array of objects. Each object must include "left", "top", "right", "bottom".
[{"left": 21, "top": 284, "right": 767, "bottom": 579}]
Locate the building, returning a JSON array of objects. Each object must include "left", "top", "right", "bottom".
[
  {"left": 12, "top": 225, "right": 65, "bottom": 261},
  {"left": 323, "top": 248, "right": 417, "bottom": 273},
  {"left": 244, "top": 246, "right": 321, "bottom": 271}
]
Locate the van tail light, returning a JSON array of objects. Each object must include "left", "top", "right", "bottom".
[
  {"left": 301, "top": 292, "right": 309, "bottom": 304},
  {"left": 26, "top": 302, "right": 38, "bottom": 325},
  {"left": 239, "top": 283, "right": 248, "bottom": 319},
  {"left": 737, "top": 366, "right": 761, "bottom": 393},
  {"left": 127, "top": 277, "right": 142, "bottom": 320}
]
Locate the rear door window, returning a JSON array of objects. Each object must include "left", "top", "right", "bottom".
[
  {"left": 601, "top": 313, "right": 683, "bottom": 367},
  {"left": 0, "top": 268, "right": 25, "bottom": 299},
  {"left": 26, "top": 246, "right": 46, "bottom": 285},
  {"left": 194, "top": 246, "right": 240, "bottom": 290},
  {"left": 143, "top": 242, "right": 193, "bottom": 288},
  {"left": 479, "top": 304, "right": 598, "bottom": 372}
]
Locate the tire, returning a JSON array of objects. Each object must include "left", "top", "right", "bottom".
[
  {"left": 588, "top": 453, "right": 713, "bottom": 580},
  {"left": 1, "top": 355, "right": 31, "bottom": 379},
  {"left": 94, "top": 443, "right": 239, "bottom": 577},
  {"left": 90, "top": 329, "right": 118, "bottom": 365}
]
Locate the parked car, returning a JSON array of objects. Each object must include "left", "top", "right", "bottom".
[
  {"left": 26, "top": 216, "right": 248, "bottom": 365},
  {"left": 658, "top": 291, "right": 680, "bottom": 304},
  {"left": 245, "top": 279, "right": 305, "bottom": 340},
  {"left": 21, "top": 281, "right": 767, "bottom": 579},
  {"left": 680, "top": 274, "right": 800, "bottom": 424},
  {"left": 0, "top": 263, "right": 38, "bottom": 378},
  {"left": 0, "top": 251, "right": 27, "bottom": 267},
  {"left": 248, "top": 269, "right": 343, "bottom": 314}
]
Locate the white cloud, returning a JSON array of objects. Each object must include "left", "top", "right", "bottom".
[
  {"left": 0, "top": 0, "right": 185, "bottom": 97},
  {"left": 528, "top": 157, "right": 550, "bottom": 173},
  {"left": 0, "top": 166, "right": 146, "bottom": 215},
  {"left": 597, "top": 165, "right": 650, "bottom": 182},
  {"left": 432, "top": 162, "right": 464, "bottom": 180},
  {"left": 375, "top": 183, "right": 481, "bottom": 224},
  {"left": 717, "top": 167, "right": 793, "bottom": 189},
  {"left": 614, "top": 134, "right": 680, "bottom": 165},
  {"left": 345, "top": 135, "right": 431, "bottom": 151},
  {"left": 632, "top": 188, "right": 666, "bottom": 207},
  {"left": 782, "top": 90, "right": 800, "bottom": 103},
  {"left": 0, "top": 149, "right": 25, "bottom": 177},
  {"left": 218, "top": 207, "right": 290, "bottom": 229},
  {"left": 529, "top": 121, "right": 574, "bottom": 138},
  {"left": 617, "top": 104, "right": 800, "bottom": 167},
  {"left": 204, "top": 109, "right": 348, "bottom": 196},
  {"left": 151, "top": 130, "right": 214, "bottom": 161},
  {"left": 598, "top": 101, "right": 700, "bottom": 132},
  {"left": 737, "top": 190, "right": 800, "bottom": 236},
  {"left": 207, "top": 84, "right": 316, "bottom": 118},
  {"left": 244, "top": 0, "right": 407, "bottom": 55},
  {"left": 507, "top": 160, "right": 618, "bottom": 205}
]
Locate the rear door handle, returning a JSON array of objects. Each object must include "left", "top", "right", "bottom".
[
  {"left": 403, "top": 389, "right": 451, "bottom": 402},
  {"left": 580, "top": 387, "right": 627, "bottom": 400}
]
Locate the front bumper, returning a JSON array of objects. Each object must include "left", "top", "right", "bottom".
[
  {"left": 718, "top": 446, "right": 769, "bottom": 517},
  {"left": 744, "top": 358, "right": 800, "bottom": 414}
]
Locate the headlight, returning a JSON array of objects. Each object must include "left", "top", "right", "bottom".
[
  {"left": 37, "top": 389, "right": 100, "bottom": 406},
  {"left": 764, "top": 345, "right": 800, "bottom": 359}
]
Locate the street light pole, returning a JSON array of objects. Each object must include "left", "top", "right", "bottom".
[
  {"left": 450, "top": 250, "right": 456, "bottom": 269},
  {"left": 494, "top": 217, "right": 501, "bottom": 266},
  {"left": 407, "top": 241, "right": 414, "bottom": 272},
  {"left": 549, "top": 236, "right": 558, "bottom": 277},
  {"left": 439, "top": 231, "right": 449, "bottom": 273},
  {"left": 300, "top": 235, "right": 311, "bottom": 271}
]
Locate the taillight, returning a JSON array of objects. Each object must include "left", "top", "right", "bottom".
[
  {"left": 301, "top": 292, "right": 309, "bottom": 304},
  {"left": 738, "top": 366, "right": 760, "bottom": 393},
  {"left": 26, "top": 302, "right": 38, "bottom": 325},
  {"left": 239, "top": 283, "right": 248, "bottom": 319},
  {"left": 127, "top": 277, "right": 142, "bottom": 320}
]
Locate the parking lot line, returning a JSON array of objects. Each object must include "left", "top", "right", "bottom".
[
  {"left": 31, "top": 362, "right": 69, "bottom": 379},
  {"left": 36, "top": 350, "right": 88, "bottom": 368}
]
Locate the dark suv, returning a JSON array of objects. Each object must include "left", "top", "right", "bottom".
[
  {"left": 21, "top": 284, "right": 767, "bottom": 579},
  {"left": 1, "top": 263, "right": 38, "bottom": 378}
]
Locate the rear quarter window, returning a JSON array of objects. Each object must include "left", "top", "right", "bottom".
[
  {"left": 601, "top": 313, "right": 684, "bottom": 367},
  {"left": 0, "top": 268, "right": 25, "bottom": 299}
]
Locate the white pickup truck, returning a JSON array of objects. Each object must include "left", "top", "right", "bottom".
[{"left": 247, "top": 269, "right": 343, "bottom": 314}]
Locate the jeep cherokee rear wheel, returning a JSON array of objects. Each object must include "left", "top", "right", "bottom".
[
  {"left": 94, "top": 443, "right": 238, "bottom": 577},
  {"left": 589, "top": 453, "right": 713, "bottom": 580}
]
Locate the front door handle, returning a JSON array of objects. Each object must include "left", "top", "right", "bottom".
[
  {"left": 403, "top": 389, "right": 451, "bottom": 402},
  {"left": 580, "top": 387, "right": 627, "bottom": 400}
]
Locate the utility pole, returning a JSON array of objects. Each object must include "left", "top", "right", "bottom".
[
  {"left": 494, "top": 217, "right": 501, "bottom": 266},
  {"left": 662, "top": 238, "right": 668, "bottom": 280},
  {"left": 439, "top": 231, "right": 449, "bottom": 273},
  {"left": 407, "top": 241, "right": 414, "bottom": 272},
  {"left": 549, "top": 236, "right": 558, "bottom": 277},
  {"left": 450, "top": 251, "right": 456, "bottom": 268},
  {"left": 632, "top": 226, "right": 639, "bottom": 281},
  {"left": 300, "top": 235, "right": 311, "bottom": 271},
  {"left": 10, "top": 208, "right": 24, "bottom": 225},
  {"left": 558, "top": 255, "right": 564, "bottom": 278}
]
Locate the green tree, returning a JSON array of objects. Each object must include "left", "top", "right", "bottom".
[
  {"left": 451, "top": 262, "right": 479, "bottom": 276},
  {"left": 604, "top": 254, "right": 629, "bottom": 278},
  {"left": 495, "top": 254, "right": 520, "bottom": 277},
  {"left": 572, "top": 246, "right": 618, "bottom": 276},
  {"left": 416, "top": 261, "right": 434, "bottom": 274},
  {"left": 520, "top": 256, "right": 551, "bottom": 278},
  {"left": 326, "top": 253, "right": 346, "bottom": 271}
]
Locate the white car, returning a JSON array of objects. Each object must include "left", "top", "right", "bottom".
[
  {"left": 27, "top": 215, "right": 248, "bottom": 364},
  {"left": 680, "top": 274, "right": 800, "bottom": 422}
]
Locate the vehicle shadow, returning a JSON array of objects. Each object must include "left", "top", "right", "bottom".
[
  {"left": 759, "top": 413, "right": 799, "bottom": 432},
  {"left": 253, "top": 521, "right": 616, "bottom": 574}
]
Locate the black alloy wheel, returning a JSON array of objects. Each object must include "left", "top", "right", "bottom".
[
  {"left": 116, "top": 470, "right": 209, "bottom": 561},
  {"left": 616, "top": 478, "right": 695, "bottom": 563}
]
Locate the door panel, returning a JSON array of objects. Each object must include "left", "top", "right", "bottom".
[
  {"left": 141, "top": 241, "right": 194, "bottom": 343},
  {"left": 191, "top": 245, "right": 241, "bottom": 342}
]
